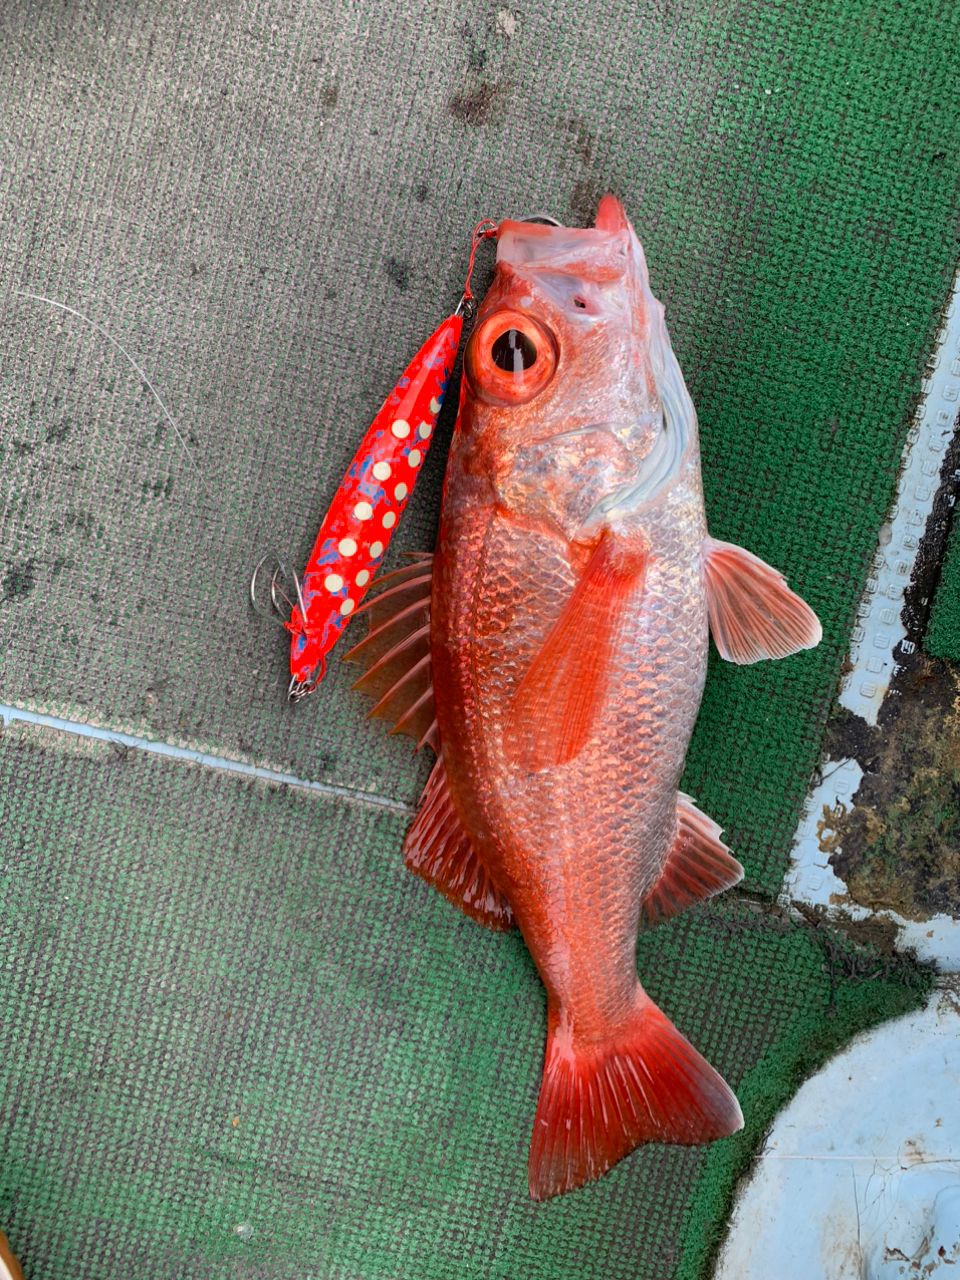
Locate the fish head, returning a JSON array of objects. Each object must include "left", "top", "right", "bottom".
[{"left": 462, "top": 196, "right": 691, "bottom": 517}]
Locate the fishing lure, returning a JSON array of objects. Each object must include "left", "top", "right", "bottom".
[{"left": 253, "top": 221, "right": 497, "bottom": 700}]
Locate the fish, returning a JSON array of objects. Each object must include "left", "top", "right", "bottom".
[{"left": 346, "top": 196, "right": 821, "bottom": 1199}]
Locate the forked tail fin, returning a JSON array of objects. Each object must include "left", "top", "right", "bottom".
[{"left": 528, "top": 995, "right": 743, "bottom": 1200}]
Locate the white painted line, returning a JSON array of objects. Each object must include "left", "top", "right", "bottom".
[
  {"left": 838, "top": 269, "right": 960, "bottom": 724},
  {"left": 785, "top": 269, "right": 960, "bottom": 972},
  {"left": 783, "top": 757, "right": 864, "bottom": 906},
  {"left": 0, "top": 702, "right": 413, "bottom": 815}
]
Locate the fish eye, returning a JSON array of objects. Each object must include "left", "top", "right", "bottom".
[
  {"left": 491, "top": 328, "right": 538, "bottom": 372},
  {"left": 465, "top": 310, "right": 558, "bottom": 406}
]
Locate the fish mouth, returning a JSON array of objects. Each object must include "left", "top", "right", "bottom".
[
  {"left": 501, "top": 194, "right": 628, "bottom": 236},
  {"left": 496, "top": 197, "right": 632, "bottom": 282},
  {"left": 593, "top": 194, "right": 629, "bottom": 232},
  {"left": 494, "top": 193, "right": 696, "bottom": 519}
]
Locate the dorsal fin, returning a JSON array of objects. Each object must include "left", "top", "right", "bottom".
[
  {"left": 347, "top": 559, "right": 510, "bottom": 927},
  {"left": 640, "top": 794, "right": 744, "bottom": 926},
  {"left": 404, "top": 758, "right": 514, "bottom": 930},
  {"left": 343, "top": 554, "right": 437, "bottom": 751}
]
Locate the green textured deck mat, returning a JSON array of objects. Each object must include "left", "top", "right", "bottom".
[
  {"left": 0, "top": 0, "right": 957, "bottom": 1276},
  {"left": 0, "top": 724, "right": 929, "bottom": 1279},
  {"left": 927, "top": 515, "right": 960, "bottom": 659}
]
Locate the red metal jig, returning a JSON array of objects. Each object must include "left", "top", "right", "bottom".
[{"left": 282, "top": 219, "right": 498, "bottom": 700}]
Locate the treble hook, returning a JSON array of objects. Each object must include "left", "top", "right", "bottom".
[
  {"left": 249, "top": 551, "right": 307, "bottom": 628},
  {"left": 255, "top": 216, "right": 503, "bottom": 703},
  {"left": 288, "top": 670, "right": 321, "bottom": 701}
]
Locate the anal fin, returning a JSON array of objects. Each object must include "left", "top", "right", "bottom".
[
  {"left": 641, "top": 794, "right": 744, "bottom": 926},
  {"left": 403, "top": 757, "right": 514, "bottom": 931}
]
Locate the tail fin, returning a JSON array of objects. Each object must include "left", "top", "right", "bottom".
[{"left": 528, "top": 995, "right": 743, "bottom": 1200}]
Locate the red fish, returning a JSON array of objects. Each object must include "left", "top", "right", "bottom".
[{"left": 348, "top": 197, "right": 821, "bottom": 1198}]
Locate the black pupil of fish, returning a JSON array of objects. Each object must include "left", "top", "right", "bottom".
[{"left": 491, "top": 328, "right": 537, "bottom": 374}]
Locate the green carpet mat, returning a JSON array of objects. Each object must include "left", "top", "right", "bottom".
[
  {"left": 1, "top": 0, "right": 958, "bottom": 1276},
  {"left": 927, "top": 515, "right": 960, "bottom": 659},
  {"left": 0, "top": 725, "right": 929, "bottom": 1278}
]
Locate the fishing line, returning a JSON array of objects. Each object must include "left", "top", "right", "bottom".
[
  {"left": 8, "top": 287, "right": 318, "bottom": 652},
  {"left": 13, "top": 288, "right": 220, "bottom": 509},
  {"left": 7, "top": 219, "right": 505, "bottom": 700},
  {"left": 10, "top": 215, "right": 510, "bottom": 609}
]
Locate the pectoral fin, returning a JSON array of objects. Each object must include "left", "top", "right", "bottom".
[
  {"left": 508, "top": 531, "right": 647, "bottom": 771},
  {"left": 702, "top": 537, "right": 822, "bottom": 664}
]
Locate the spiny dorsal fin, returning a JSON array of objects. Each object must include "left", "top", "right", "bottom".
[
  {"left": 640, "top": 793, "right": 744, "bottom": 927},
  {"left": 404, "top": 757, "right": 514, "bottom": 930},
  {"left": 343, "top": 554, "right": 437, "bottom": 751},
  {"left": 702, "top": 537, "right": 822, "bottom": 664},
  {"left": 507, "top": 532, "right": 647, "bottom": 772}
]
